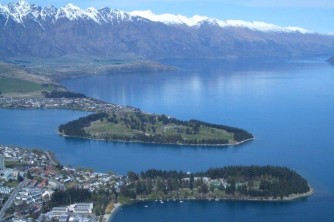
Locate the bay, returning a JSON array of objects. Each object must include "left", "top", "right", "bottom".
[{"left": 1, "top": 58, "right": 334, "bottom": 221}]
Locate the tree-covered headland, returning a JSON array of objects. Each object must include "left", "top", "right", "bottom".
[
  {"left": 119, "top": 166, "right": 311, "bottom": 202},
  {"left": 42, "top": 166, "right": 311, "bottom": 216}
]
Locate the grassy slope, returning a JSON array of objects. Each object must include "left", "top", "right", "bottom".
[
  {"left": 87, "top": 119, "right": 235, "bottom": 143},
  {"left": 0, "top": 62, "right": 58, "bottom": 97},
  {"left": 0, "top": 62, "right": 51, "bottom": 83},
  {"left": 0, "top": 77, "right": 53, "bottom": 94}
]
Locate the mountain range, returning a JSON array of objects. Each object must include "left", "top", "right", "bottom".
[{"left": 1, "top": 1, "right": 334, "bottom": 59}]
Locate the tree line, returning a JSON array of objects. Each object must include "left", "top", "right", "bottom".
[{"left": 42, "top": 90, "right": 87, "bottom": 98}]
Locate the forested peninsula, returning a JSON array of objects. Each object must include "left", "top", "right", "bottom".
[
  {"left": 58, "top": 111, "right": 253, "bottom": 146},
  {"left": 44, "top": 165, "right": 312, "bottom": 217},
  {"left": 120, "top": 166, "right": 312, "bottom": 201}
]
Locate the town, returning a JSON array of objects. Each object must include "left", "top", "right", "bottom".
[
  {"left": 0, "top": 145, "right": 126, "bottom": 222},
  {"left": 0, "top": 97, "right": 136, "bottom": 114}
]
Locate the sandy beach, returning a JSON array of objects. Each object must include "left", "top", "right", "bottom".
[{"left": 103, "top": 203, "right": 122, "bottom": 222}]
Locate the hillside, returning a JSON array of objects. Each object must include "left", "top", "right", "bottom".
[{"left": 0, "top": 62, "right": 58, "bottom": 97}]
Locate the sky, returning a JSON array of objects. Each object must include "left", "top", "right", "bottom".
[{"left": 2, "top": 0, "right": 334, "bottom": 34}]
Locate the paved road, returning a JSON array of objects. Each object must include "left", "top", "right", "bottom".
[
  {"left": 46, "top": 151, "right": 57, "bottom": 166},
  {"left": 0, "top": 179, "right": 26, "bottom": 219}
]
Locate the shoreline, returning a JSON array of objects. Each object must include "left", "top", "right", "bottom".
[
  {"left": 59, "top": 132, "right": 255, "bottom": 147},
  {"left": 103, "top": 203, "right": 122, "bottom": 222},
  {"left": 140, "top": 188, "right": 313, "bottom": 203},
  {"left": 105, "top": 188, "right": 313, "bottom": 220},
  {"left": 282, "top": 186, "right": 314, "bottom": 201},
  {"left": 51, "top": 62, "right": 178, "bottom": 81}
]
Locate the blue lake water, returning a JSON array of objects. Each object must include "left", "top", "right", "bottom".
[{"left": 1, "top": 58, "right": 334, "bottom": 221}]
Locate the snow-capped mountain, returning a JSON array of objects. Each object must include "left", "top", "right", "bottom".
[
  {"left": 129, "top": 10, "right": 311, "bottom": 34},
  {"left": 0, "top": 1, "right": 142, "bottom": 25},
  {"left": 1, "top": 1, "right": 334, "bottom": 59},
  {"left": 0, "top": 1, "right": 311, "bottom": 33}
]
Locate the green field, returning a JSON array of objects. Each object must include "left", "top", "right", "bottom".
[
  {"left": 0, "top": 77, "right": 54, "bottom": 94},
  {"left": 86, "top": 112, "right": 235, "bottom": 145},
  {"left": 87, "top": 118, "right": 235, "bottom": 144},
  {"left": 5, "top": 160, "right": 27, "bottom": 169}
]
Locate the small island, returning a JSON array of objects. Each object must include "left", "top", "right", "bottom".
[{"left": 59, "top": 111, "right": 253, "bottom": 146}]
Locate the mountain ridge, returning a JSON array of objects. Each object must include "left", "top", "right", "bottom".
[
  {"left": 1, "top": 1, "right": 334, "bottom": 59},
  {"left": 129, "top": 10, "right": 312, "bottom": 34},
  {"left": 0, "top": 1, "right": 315, "bottom": 33}
]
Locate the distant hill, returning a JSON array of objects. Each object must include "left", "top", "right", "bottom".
[{"left": 1, "top": 1, "right": 334, "bottom": 59}]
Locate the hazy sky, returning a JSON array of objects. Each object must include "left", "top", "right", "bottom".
[{"left": 2, "top": 0, "right": 334, "bottom": 33}]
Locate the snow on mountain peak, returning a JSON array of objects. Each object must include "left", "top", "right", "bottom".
[
  {"left": 130, "top": 10, "right": 207, "bottom": 26},
  {"left": 57, "top": 3, "right": 85, "bottom": 21},
  {"left": 0, "top": 2, "right": 312, "bottom": 34},
  {"left": 86, "top": 7, "right": 100, "bottom": 21},
  {"left": 215, "top": 20, "right": 310, "bottom": 33},
  {"left": 15, "top": 0, "right": 30, "bottom": 9},
  {"left": 130, "top": 10, "right": 312, "bottom": 33},
  {"left": 64, "top": 3, "right": 80, "bottom": 10},
  {"left": 1, "top": 0, "right": 40, "bottom": 24},
  {"left": 55, "top": 3, "right": 133, "bottom": 23},
  {"left": 0, "top": 3, "right": 8, "bottom": 12}
]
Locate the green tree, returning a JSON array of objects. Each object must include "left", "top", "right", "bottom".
[
  {"left": 17, "top": 173, "right": 24, "bottom": 182},
  {"left": 156, "top": 178, "right": 165, "bottom": 193},
  {"left": 199, "top": 184, "right": 208, "bottom": 194},
  {"left": 226, "top": 180, "right": 236, "bottom": 194},
  {"left": 128, "top": 171, "right": 139, "bottom": 182},
  {"left": 210, "top": 184, "right": 215, "bottom": 193},
  {"left": 189, "top": 174, "right": 194, "bottom": 190},
  {"left": 26, "top": 170, "right": 33, "bottom": 179}
]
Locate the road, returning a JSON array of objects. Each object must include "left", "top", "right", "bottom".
[
  {"left": 46, "top": 151, "right": 57, "bottom": 166},
  {"left": 0, "top": 179, "right": 26, "bottom": 219}
]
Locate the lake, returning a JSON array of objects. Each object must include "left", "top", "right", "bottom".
[{"left": 1, "top": 58, "right": 333, "bottom": 221}]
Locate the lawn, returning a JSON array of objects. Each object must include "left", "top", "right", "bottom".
[{"left": 85, "top": 112, "right": 236, "bottom": 144}]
